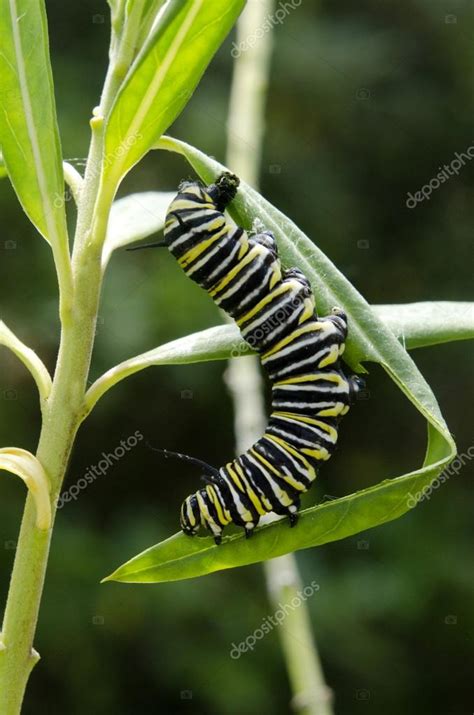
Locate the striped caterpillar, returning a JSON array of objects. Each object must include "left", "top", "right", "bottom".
[{"left": 135, "top": 174, "right": 364, "bottom": 544}]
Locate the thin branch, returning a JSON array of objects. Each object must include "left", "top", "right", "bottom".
[
  {"left": 0, "top": 320, "right": 52, "bottom": 405},
  {"left": 0, "top": 448, "right": 51, "bottom": 531},
  {"left": 63, "top": 161, "right": 83, "bottom": 205}
]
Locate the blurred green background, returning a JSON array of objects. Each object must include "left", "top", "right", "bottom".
[{"left": 1, "top": 1, "right": 473, "bottom": 713}]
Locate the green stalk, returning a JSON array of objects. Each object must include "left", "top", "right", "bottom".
[
  {"left": 0, "top": 253, "right": 102, "bottom": 713},
  {"left": 0, "top": 23, "right": 127, "bottom": 710},
  {"left": 225, "top": 2, "right": 334, "bottom": 713},
  {"left": 264, "top": 556, "right": 333, "bottom": 714}
]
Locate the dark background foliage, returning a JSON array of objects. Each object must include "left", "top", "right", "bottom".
[{"left": 0, "top": 1, "right": 473, "bottom": 713}]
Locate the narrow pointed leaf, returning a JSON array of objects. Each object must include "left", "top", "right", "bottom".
[
  {"left": 85, "top": 301, "right": 474, "bottom": 416},
  {"left": 103, "top": 0, "right": 245, "bottom": 185},
  {"left": 374, "top": 301, "right": 474, "bottom": 350},
  {"left": 0, "top": 320, "right": 52, "bottom": 403},
  {"left": 0, "top": 0, "right": 68, "bottom": 252},
  {"left": 123, "top": 1, "right": 166, "bottom": 55},
  {"left": 101, "top": 138, "right": 459, "bottom": 583},
  {"left": 0, "top": 448, "right": 51, "bottom": 530},
  {"left": 102, "top": 191, "right": 173, "bottom": 268},
  {"left": 103, "top": 424, "right": 450, "bottom": 584},
  {"left": 84, "top": 325, "right": 241, "bottom": 414}
]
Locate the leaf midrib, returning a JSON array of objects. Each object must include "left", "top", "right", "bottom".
[{"left": 116, "top": 0, "right": 204, "bottom": 151}]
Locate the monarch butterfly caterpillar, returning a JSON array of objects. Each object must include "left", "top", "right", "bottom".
[{"left": 132, "top": 173, "right": 364, "bottom": 544}]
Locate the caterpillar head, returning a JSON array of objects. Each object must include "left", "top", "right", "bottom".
[{"left": 207, "top": 172, "right": 240, "bottom": 212}]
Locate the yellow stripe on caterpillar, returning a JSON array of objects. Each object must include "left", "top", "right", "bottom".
[
  {"left": 206, "top": 485, "right": 231, "bottom": 525},
  {"left": 274, "top": 373, "right": 346, "bottom": 387},
  {"left": 209, "top": 244, "right": 264, "bottom": 297},
  {"left": 234, "top": 461, "right": 273, "bottom": 511},
  {"left": 236, "top": 282, "right": 292, "bottom": 326},
  {"left": 178, "top": 226, "right": 229, "bottom": 267},
  {"left": 265, "top": 434, "right": 315, "bottom": 477},
  {"left": 226, "top": 462, "right": 244, "bottom": 491},
  {"left": 272, "top": 412, "right": 339, "bottom": 441},
  {"left": 269, "top": 263, "right": 282, "bottom": 289},
  {"left": 235, "top": 468, "right": 267, "bottom": 516},
  {"left": 262, "top": 322, "right": 323, "bottom": 359},
  {"left": 237, "top": 232, "right": 250, "bottom": 258},
  {"left": 298, "top": 296, "right": 316, "bottom": 323},
  {"left": 318, "top": 344, "right": 340, "bottom": 368},
  {"left": 301, "top": 446, "right": 330, "bottom": 461}
]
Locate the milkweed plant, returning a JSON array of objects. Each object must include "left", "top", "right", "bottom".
[{"left": 0, "top": 1, "right": 472, "bottom": 712}]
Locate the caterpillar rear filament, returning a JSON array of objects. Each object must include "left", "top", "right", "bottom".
[{"left": 133, "top": 173, "right": 364, "bottom": 544}]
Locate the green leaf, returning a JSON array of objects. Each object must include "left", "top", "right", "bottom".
[
  {"left": 102, "top": 0, "right": 245, "bottom": 186},
  {"left": 102, "top": 137, "right": 458, "bottom": 583},
  {"left": 85, "top": 301, "right": 474, "bottom": 416},
  {"left": 0, "top": 447, "right": 51, "bottom": 530},
  {"left": 102, "top": 191, "right": 174, "bottom": 268},
  {"left": 374, "top": 302, "right": 474, "bottom": 350},
  {"left": 85, "top": 324, "right": 245, "bottom": 415},
  {"left": 103, "top": 423, "right": 452, "bottom": 583},
  {"left": 124, "top": 1, "right": 166, "bottom": 54},
  {"left": 0, "top": 320, "right": 52, "bottom": 404},
  {"left": 0, "top": 0, "right": 68, "bottom": 251},
  {"left": 108, "top": 1, "right": 166, "bottom": 89}
]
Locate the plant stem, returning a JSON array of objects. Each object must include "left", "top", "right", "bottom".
[
  {"left": 72, "top": 24, "right": 126, "bottom": 259},
  {"left": 0, "top": 253, "right": 103, "bottom": 714},
  {"left": 0, "top": 26, "right": 123, "bottom": 709},
  {"left": 225, "top": 2, "right": 334, "bottom": 713},
  {"left": 226, "top": 0, "right": 274, "bottom": 186},
  {"left": 264, "top": 557, "right": 334, "bottom": 715}
]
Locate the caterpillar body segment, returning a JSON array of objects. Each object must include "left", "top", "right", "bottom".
[{"left": 162, "top": 174, "right": 364, "bottom": 544}]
